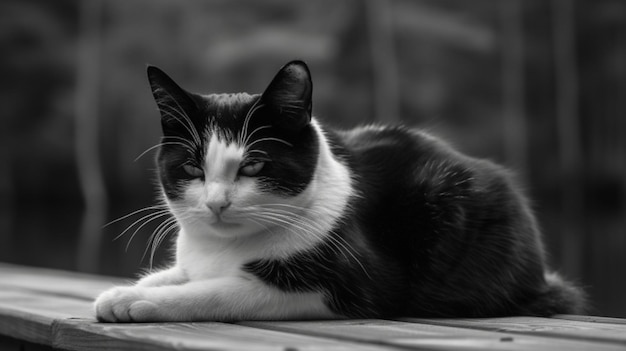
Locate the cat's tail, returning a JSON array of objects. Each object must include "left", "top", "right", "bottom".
[{"left": 522, "top": 271, "right": 587, "bottom": 316}]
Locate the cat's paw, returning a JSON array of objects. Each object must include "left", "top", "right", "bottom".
[{"left": 94, "top": 286, "right": 159, "bottom": 323}]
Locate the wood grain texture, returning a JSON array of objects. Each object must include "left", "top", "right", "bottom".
[
  {"left": 403, "top": 317, "right": 626, "bottom": 346},
  {"left": 0, "top": 290, "right": 93, "bottom": 345},
  {"left": 242, "top": 319, "right": 626, "bottom": 351},
  {"left": 53, "top": 319, "right": 399, "bottom": 351},
  {"left": 554, "top": 314, "right": 626, "bottom": 325}
]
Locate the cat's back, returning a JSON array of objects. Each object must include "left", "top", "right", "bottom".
[
  {"left": 328, "top": 124, "right": 585, "bottom": 317},
  {"left": 336, "top": 124, "right": 431, "bottom": 169},
  {"left": 332, "top": 123, "right": 533, "bottom": 265},
  {"left": 332, "top": 123, "right": 531, "bottom": 245},
  {"left": 330, "top": 124, "right": 483, "bottom": 250},
  {"left": 334, "top": 124, "right": 482, "bottom": 184}
]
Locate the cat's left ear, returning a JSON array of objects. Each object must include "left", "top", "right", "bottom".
[
  {"left": 147, "top": 65, "right": 199, "bottom": 136},
  {"left": 261, "top": 60, "right": 312, "bottom": 132}
]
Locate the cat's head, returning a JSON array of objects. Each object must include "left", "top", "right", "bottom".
[{"left": 148, "top": 61, "right": 320, "bottom": 239}]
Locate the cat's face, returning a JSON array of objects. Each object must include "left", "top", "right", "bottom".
[{"left": 148, "top": 61, "right": 319, "bottom": 239}]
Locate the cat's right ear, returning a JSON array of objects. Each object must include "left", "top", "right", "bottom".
[
  {"left": 260, "top": 60, "right": 312, "bottom": 132},
  {"left": 147, "top": 65, "right": 199, "bottom": 135}
]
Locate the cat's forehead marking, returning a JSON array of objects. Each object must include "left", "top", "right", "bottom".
[
  {"left": 204, "top": 133, "right": 244, "bottom": 182},
  {"left": 201, "top": 93, "right": 259, "bottom": 143}
]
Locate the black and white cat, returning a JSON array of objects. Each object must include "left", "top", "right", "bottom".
[{"left": 94, "top": 60, "right": 585, "bottom": 322}]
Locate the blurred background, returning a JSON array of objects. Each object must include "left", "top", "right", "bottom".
[{"left": 1, "top": 0, "right": 624, "bottom": 317}]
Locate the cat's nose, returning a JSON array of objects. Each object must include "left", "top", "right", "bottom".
[{"left": 206, "top": 201, "right": 231, "bottom": 215}]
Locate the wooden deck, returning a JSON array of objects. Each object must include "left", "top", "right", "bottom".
[{"left": 1, "top": 263, "right": 625, "bottom": 351}]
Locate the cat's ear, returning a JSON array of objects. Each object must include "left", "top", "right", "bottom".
[
  {"left": 260, "top": 60, "right": 312, "bottom": 132},
  {"left": 147, "top": 65, "right": 199, "bottom": 135}
]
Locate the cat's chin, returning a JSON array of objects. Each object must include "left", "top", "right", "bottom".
[
  {"left": 186, "top": 217, "right": 264, "bottom": 240},
  {"left": 208, "top": 225, "right": 263, "bottom": 240},
  {"left": 209, "top": 219, "right": 243, "bottom": 231}
]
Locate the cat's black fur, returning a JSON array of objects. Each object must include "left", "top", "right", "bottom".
[{"left": 149, "top": 60, "right": 585, "bottom": 318}]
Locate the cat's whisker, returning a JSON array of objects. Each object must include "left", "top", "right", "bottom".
[
  {"left": 142, "top": 224, "right": 164, "bottom": 263},
  {"left": 259, "top": 207, "right": 363, "bottom": 251},
  {"left": 252, "top": 209, "right": 372, "bottom": 279},
  {"left": 245, "top": 137, "right": 293, "bottom": 149},
  {"left": 249, "top": 214, "right": 324, "bottom": 253},
  {"left": 144, "top": 215, "right": 176, "bottom": 247},
  {"left": 254, "top": 202, "right": 313, "bottom": 211},
  {"left": 259, "top": 203, "right": 322, "bottom": 215},
  {"left": 153, "top": 220, "right": 176, "bottom": 251},
  {"left": 324, "top": 234, "right": 372, "bottom": 281},
  {"left": 142, "top": 220, "right": 174, "bottom": 268},
  {"left": 157, "top": 90, "right": 203, "bottom": 146},
  {"left": 162, "top": 135, "right": 198, "bottom": 148},
  {"left": 239, "top": 100, "right": 265, "bottom": 146},
  {"left": 246, "top": 217, "right": 276, "bottom": 237},
  {"left": 134, "top": 141, "right": 194, "bottom": 162},
  {"left": 157, "top": 106, "right": 202, "bottom": 148},
  {"left": 251, "top": 214, "right": 342, "bottom": 265},
  {"left": 254, "top": 208, "right": 321, "bottom": 227},
  {"left": 250, "top": 211, "right": 339, "bottom": 255},
  {"left": 124, "top": 211, "right": 173, "bottom": 252},
  {"left": 146, "top": 218, "right": 179, "bottom": 269},
  {"left": 156, "top": 98, "right": 202, "bottom": 147},
  {"left": 146, "top": 214, "right": 184, "bottom": 256},
  {"left": 251, "top": 204, "right": 331, "bottom": 223},
  {"left": 112, "top": 209, "right": 170, "bottom": 241},
  {"left": 243, "top": 125, "right": 272, "bottom": 147},
  {"left": 104, "top": 205, "right": 169, "bottom": 228},
  {"left": 243, "top": 149, "right": 269, "bottom": 157}
]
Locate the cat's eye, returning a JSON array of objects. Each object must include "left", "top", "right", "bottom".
[
  {"left": 240, "top": 162, "right": 265, "bottom": 177},
  {"left": 182, "top": 164, "right": 204, "bottom": 178}
]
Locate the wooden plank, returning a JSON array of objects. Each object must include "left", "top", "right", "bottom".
[
  {"left": 0, "top": 290, "right": 93, "bottom": 345},
  {"left": 3, "top": 262, "right": 626, "bottom": 351},
  {"left": 53, "top": 319, "right": 400, "bottom": 351},
  {"left": 0, "top": 279, "right": 398, "bottom": 351},
  {"left": 403, "top": 317, "right": 626, "bottom": 346},
  {"left": 0, "top": 263, "right": 125, "bottom": 301},
  {"left": 242, "top": 319, "right": 624, "bottom": 351},
  {"left": 554, "top": 314, "right": 626, "bottom": 325}
]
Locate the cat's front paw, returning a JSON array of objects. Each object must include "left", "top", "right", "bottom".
[{"left": 94, "top": 286, "right": 159, "bottom": 323}]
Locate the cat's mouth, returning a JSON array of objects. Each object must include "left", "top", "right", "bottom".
[{"left": 210, "top": 218, "right": 242, "bottom": 230}]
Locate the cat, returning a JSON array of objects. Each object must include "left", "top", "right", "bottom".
[{"left": 94, "top": 60, "right": 585, "bottom": 322}]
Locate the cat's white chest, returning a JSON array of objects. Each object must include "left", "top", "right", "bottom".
[{"left": 175, "top": 230, "right": 251, "bottom": 280}]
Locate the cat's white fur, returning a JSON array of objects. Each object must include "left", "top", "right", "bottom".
[{"left": 95, "top": 119, "right": 352, "bottom": 322}]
